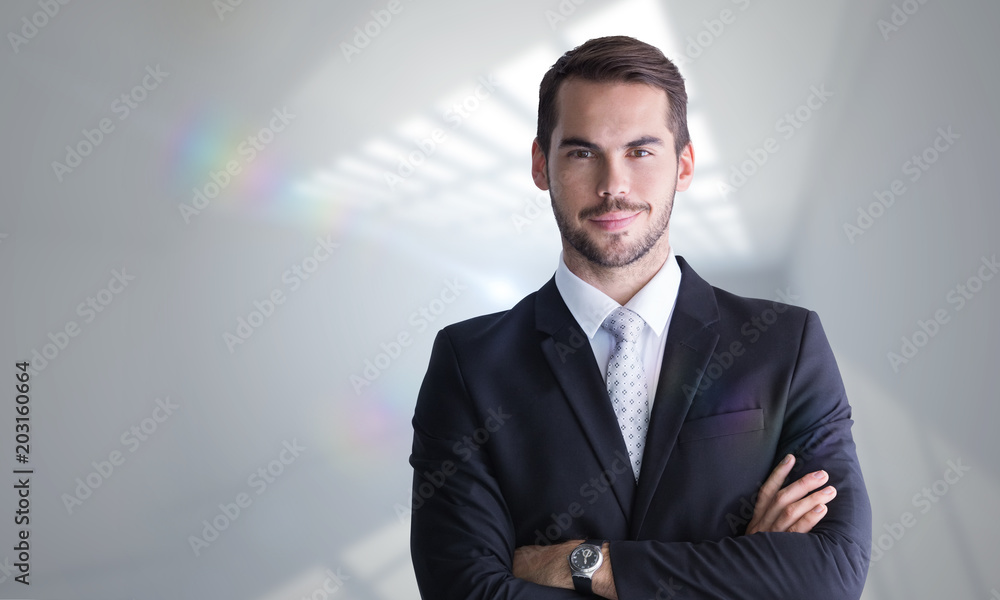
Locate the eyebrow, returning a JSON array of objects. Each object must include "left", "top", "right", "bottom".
[{"left": 558, "top": 135, "right": 664, "bottom": 150}]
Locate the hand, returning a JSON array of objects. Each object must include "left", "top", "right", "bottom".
[{"left": 746, "top": 454, "right": 837, "bottom": 534}]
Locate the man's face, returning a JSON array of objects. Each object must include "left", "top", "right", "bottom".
[{"left": 531, "top": 78, "right": 694, "bottom": 269}]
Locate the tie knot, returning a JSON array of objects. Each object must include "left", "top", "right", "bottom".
[{"left": 601, "top": 307, "right": 645, "bottom": 345}]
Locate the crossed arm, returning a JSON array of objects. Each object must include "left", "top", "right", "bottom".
[{"left": 511, "top": 454, "right": 837, "bottom": 599}]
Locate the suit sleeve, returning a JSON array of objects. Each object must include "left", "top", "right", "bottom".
[
  {"left": 409, "top": 329, "right": 583, "bottom": 600},
  {"left": 610, "top": 311, "right": 872, "bottom": 600}
]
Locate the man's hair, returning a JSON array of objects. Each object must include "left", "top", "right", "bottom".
[{"left": 536, "top": 35, "right": 690, "bottom": 159}]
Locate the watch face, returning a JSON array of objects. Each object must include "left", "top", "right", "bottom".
[{"left": 571, "top": 545, "right": 601, "bottom": 570}]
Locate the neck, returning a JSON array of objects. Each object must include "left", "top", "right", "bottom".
[{"left": 563, "top": 238, "right": 671, "bottom": 306}]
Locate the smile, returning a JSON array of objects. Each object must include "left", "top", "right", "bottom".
[{"left": 588, "top": 211, "right": 642, "bottom": 232}]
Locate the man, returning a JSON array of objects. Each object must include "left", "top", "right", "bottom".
[{"left": 409, "top": 36, "right": 871, "bottom": 599}]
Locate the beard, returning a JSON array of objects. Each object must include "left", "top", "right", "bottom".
[{"left": 550, "top": 189, "right": 674, "bottom": 269}]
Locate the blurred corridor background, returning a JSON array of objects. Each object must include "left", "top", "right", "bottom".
[{"left": 1, "top": 0, "right": 998, "bottom": 598}]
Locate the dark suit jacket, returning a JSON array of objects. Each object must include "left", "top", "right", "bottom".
[{"left": 409, "top": 256, "right": 871, "bottom": 599}]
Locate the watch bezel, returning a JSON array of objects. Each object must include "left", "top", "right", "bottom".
[{"left": 568, "top": 541, "right": 604, "bottom": 576}]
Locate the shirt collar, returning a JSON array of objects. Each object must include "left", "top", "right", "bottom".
[{"left": 554, "top": 249, "right": 681, "bottom": 339}]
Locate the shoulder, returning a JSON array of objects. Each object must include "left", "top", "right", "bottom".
[
  {"left": 712, "top": 284, "right": 810, "bottom": 323},
  {"left": 435, "top": 287, "right": 543, "bottom": 359},
  {"left": 677, "top": 256, "right": 810, "bottom": 321},
  {"left": 676, "top": 256, "right": 820, "bottom": 348}
]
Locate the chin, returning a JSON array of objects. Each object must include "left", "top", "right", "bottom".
[{"left": 585, "top": 243, "right": 652, "bottom": 269}]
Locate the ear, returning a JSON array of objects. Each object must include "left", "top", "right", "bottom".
[
  {"left": 674, "top": 142, "right": 695, "bottom": 192},
  {"left": 530, "top": 138, "right": 550, "bottom": 191}
]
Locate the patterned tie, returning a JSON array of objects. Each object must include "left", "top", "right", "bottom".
[{"left": 601, "top": 307, "right": 649, "bottom": 481}]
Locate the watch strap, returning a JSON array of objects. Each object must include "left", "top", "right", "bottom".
[{"left": 572, "top": 572, "right": 594, "bottom": 595}]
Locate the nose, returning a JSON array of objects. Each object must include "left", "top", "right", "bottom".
[{"left": 597, "top": 156, "right": 629, "bottom": 199}]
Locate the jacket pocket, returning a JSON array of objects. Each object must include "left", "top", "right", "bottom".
[{"left": 678, "top": 408, "right": 764, "bottom": 443}]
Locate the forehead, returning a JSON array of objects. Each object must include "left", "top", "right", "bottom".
[{"left": 553, "top": 78, "right": 671, "bottom": 138}]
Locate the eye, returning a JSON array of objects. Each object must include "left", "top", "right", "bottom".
[
  {"left": 570, "top": 149, "right": 594, "bottom": 159},
  {"left": 629, "top": 148, "right": 652, "bottom": 157}
]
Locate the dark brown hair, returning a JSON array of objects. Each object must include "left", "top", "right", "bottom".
[{"left": 536, "top": 35, "right": 690, "bottom": 158}]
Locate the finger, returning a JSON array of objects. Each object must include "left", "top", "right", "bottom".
[
  {"left": 752, "top": 469, "right": 831, "bottom": 533},
  {"left": 746, "top": 455, "right": 797, "bottom": 534},
  {"left": 767, "top": 469, "right": 830, "bottom": 521},
  {"left": 778, "top": 486, "right": 838, "bottom": 533},
  {"left": 787, "top": 503, "right": 828, "bottom": 534},
  {"left": 753, "top": 454, "right": 796, "bottom": 514}
]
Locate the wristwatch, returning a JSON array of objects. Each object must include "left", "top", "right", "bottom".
[{"left": 568, "top": 539, "right": 605, "bottom": 595}]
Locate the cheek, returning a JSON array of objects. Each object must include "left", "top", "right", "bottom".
[
  {"left": 635, "top": 164, "right": 675, "bottom": 193},
  {"left": 552, "top": 163, "right": 596, "bottom": 195}
]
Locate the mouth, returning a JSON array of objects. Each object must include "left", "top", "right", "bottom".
[{"left": 588, "top": 211, "right": 642, "bottom": 232}]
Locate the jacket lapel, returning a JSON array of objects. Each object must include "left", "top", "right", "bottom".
[
  {"left": 630, "top": 257, "right": 721, "bottom": 538},
  {"left": 536, "top": 278, "right": 636, "bottom": 521}
]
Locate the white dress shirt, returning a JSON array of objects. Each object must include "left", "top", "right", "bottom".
[{"left": 554, "top": 250, "right": 682, "bottom": 404}]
